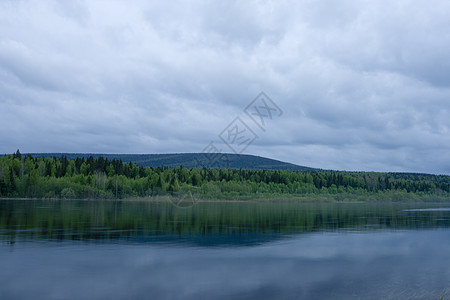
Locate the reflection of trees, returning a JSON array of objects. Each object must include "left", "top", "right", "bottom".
[{"left": 1, "top": 200, "right": 449, "bottom": 244}]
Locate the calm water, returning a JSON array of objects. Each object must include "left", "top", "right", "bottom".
[{"left": 1, "top": 200, "right": 450, "bottom": 299}]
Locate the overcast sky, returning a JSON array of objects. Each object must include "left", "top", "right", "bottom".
[{"left": 1, "top": 0, "right": 449, "bottom": 174}]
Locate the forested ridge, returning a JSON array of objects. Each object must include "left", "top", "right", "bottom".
[
  {"left": 27, "top": 152, "right": 313, "bottom": 171},
  {"left": 1, "top": 151, "right": 449, "bottom": 201}
]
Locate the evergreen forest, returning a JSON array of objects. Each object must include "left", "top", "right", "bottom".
[{"left": 1, "top": 151, "right": 449, "bottom": 202}]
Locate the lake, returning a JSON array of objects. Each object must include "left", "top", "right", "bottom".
[{"left": 1, "top": 200, "right": 449, "bottom": 299}]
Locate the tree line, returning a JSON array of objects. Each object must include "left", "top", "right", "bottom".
[{"left": 0, "top": 150, "right": 449, "bottom": 201}]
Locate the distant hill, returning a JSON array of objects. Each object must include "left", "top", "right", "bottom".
[{"left": 26, "top": 153, "right": 315, "bottom": 171}]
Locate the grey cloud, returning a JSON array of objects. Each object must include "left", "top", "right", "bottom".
[{"left": 0, "top": 0, "right": 449, "bottom": 173}]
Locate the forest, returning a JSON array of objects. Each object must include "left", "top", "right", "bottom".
[{"left": 0, "top": 151, "right": 449, "bottom": 202}]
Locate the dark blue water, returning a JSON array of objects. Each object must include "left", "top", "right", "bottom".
[{"left": 1, "top": 200, "right": 449, "bottom": 299}]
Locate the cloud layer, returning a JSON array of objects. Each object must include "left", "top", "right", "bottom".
[{"left": 1, "top": 0, "right": 449, "bottom": 174}]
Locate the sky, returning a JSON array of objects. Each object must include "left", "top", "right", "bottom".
[{"left": 0, "top": 0, "right": 449, "bottom": 174}]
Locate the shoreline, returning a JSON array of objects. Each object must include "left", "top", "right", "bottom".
[{"left": 1, "top": 195, "right": 449, "bottom": 204}]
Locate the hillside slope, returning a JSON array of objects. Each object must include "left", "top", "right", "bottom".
[{"left": 27, "top": 153, "right": 315, "bottom": 171}]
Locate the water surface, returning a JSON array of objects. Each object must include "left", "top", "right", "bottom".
[{"left": 1, "top": 200, "right": 449, "bottom": 299}]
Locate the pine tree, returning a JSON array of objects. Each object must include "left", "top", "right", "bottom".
[{"left": 14, "top": 149, "right": 22, "bottom": 160}]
